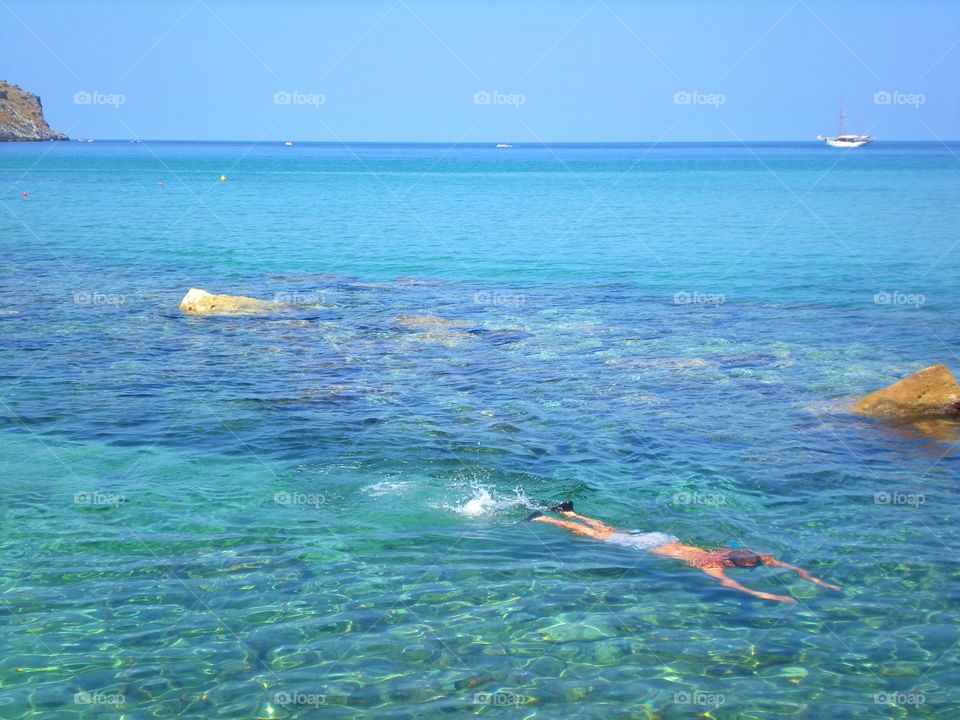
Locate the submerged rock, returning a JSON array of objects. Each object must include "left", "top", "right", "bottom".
[
  {"left": 178, "top": 288, "right": 279, "bottom": 314},
  {"left": 604, "top": 357, "right": 712, "bottom": 371},
  {"left": 467, "top": 328, "right": 533, "bottom": 345},
  {"left": 354, "top": 277, "right": 440, "bottom": 288},
  {"left": 715, "top": 352, "right": 776, "bottom": 367},
  {"left": 394, "top": 315, "right": 475, "bottom": 346},
  {"left": 853, "top": 364, "right": 960, "bottom": 419},
  {"left": 395, "top": 315, "right": 472, "bottom": 330},
  {"left": 888, "top": 418, "right": 960, "bottom": 445}
]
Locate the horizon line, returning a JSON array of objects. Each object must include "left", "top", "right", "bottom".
[{"left": 31, "top": 138, "right": 959, "bottom": 145}]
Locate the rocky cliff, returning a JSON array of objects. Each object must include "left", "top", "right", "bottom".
[{"left": 0, "top": 81, "right": 68, "bottom": 141}]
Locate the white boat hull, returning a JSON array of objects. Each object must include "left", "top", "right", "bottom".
[{"left": 823, "top": 137, "right": 871, "bottom": 148}]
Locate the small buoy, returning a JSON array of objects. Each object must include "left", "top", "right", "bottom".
[
  {"left": 22, "top": 191, "right": 28, "bottom": 197},
  {"left": 219, "top": 174, "right": 227, "bottom": 182},
  {"left": 158, "top": 181, "right": 164, "bottom": 187}
]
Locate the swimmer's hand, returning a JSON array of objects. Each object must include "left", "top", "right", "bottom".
[
  {"left": 801, "top": 573, "right": 841, "bottom": 592},
  {"left": 760, "top": 556, "right": 841, "bottom": 591}
]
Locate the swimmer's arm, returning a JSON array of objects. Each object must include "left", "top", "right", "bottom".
[
  {"left": 759, "top": 556, "right": 841, "bottom": 591},
  {"left": 701, "top": 567, "right": 796, "bottom": 603}
]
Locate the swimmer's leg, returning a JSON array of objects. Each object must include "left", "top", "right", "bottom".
[
  {"left": 529, "top": 514, "right": 607, "bottom": 540},
  {"left": 563, "top": 512, "right": 618, "bottom": 534},
  {"left": 550, "top": 501, "right": 619, "bottom": 534}
]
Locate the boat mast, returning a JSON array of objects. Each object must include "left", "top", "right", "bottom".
[{"left": 837, "top": 96, "right": 845, "bottom": 136}]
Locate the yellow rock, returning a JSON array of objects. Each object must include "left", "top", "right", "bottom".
[
  {"left": 395, "top": 315, "right": 472, "bottom": 330},
  {"left": 395, "top": 315, "right": 473, "bottom": 346},
  {"left": 178, "top": 288, "right": 279, "bottom": 315},
  {"left": 853, "top": 364, "right": 960, "bottom": 419}
]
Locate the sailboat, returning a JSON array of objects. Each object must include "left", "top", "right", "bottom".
[{"left": 818, "top": 99, "right": 874, "bottom": 148}]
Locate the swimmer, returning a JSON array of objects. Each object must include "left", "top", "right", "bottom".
[{"left": 526, "top": 501, "right": 841, "bottom": 603}]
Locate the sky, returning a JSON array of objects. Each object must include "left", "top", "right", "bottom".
[{"left": 3, "top": 0, "right": 959, "bottom": 142}]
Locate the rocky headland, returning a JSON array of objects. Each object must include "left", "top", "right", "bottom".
[{"left": 0, "top": 81, "right": 68, "bottom": 141}]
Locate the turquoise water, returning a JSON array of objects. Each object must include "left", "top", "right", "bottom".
[{"left": 1, "top": 141, "right": 959, "bottom": 718}]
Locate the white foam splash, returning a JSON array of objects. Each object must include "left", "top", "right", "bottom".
[
  {"left": 440, "top": 483, "right": 537, "bottom": 518},
  {"left": 460, "top": 487, "right": 496, "bottom": 516}
]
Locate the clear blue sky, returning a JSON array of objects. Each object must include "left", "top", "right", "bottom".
[{"left": 3, "top": 0, "right": 958, "bottom": 142}]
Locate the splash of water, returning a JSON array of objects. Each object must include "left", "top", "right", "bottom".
[{"left": 439, "top": 483, "right": 538, "bottom": 518}]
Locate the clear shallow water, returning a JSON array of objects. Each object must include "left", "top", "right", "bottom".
[{"left": 1, "top": 141, "right": 959, "bottom": 718}]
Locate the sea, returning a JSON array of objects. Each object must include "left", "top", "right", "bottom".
[{"left": 1, "top": 140, "right": 958, "bottom": 718}]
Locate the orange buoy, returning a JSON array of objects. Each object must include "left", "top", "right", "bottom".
[{"left": 22, "top": 191, "right": 28, "bottom": 197}]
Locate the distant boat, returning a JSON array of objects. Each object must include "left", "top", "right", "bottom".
[
  {"left": 495, "top": 143, "right": 512, "bottom": 148},
  {"left": 818, "top": 99, "right": 874, "bottom": 148},
  {"left": 284, "top": 140, "right": 294, "bottom": 146}
]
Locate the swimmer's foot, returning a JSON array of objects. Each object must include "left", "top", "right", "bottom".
[
  {"left": 524, "top": 511, "right": 545, "bottom": 522},
  {"left": 550, "top": 501, "right": 574, "bottom": 514}
]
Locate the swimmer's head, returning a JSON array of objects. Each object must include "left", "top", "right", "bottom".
[{"left": 726, "top": 549, "right": 763, "bottom": 569}]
